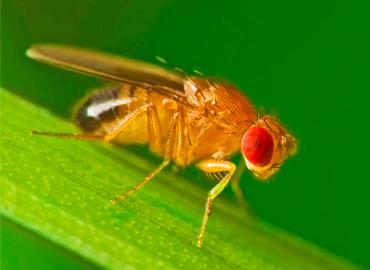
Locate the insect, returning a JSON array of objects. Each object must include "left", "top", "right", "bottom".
[{"left": 27, "top": 44, "right": 297, "bottom": 248}]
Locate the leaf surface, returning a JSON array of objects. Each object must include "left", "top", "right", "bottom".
[{"left": 0, "top": 90, "right": 361, "bottom": 270}]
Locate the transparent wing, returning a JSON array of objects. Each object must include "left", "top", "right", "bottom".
[{"left": 26, "top": 44, "right": 189, "bottom": 104}]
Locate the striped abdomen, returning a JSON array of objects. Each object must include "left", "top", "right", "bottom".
[
  {"left": 75, "top": 84, "right": 175, "bottom": 147},
  {"left": 74, "top": 84, "right": 167, "bottom": 145},
  {"left": 75, "top": 85, "right": 123, "bottom": 132}
]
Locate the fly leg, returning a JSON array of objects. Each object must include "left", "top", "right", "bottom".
[
  {"left": 230, "top": 159, "right": 250, "bottom": 210},
  {"left": 31, "top": 105, "right": 151, "bottom": 142},
  {"left": 196, "top": 159, "right": 236, "bottom": 248},
  {"left": 146, "top": 99, "right": 163, "bottom": 154},
  {"left": 111, "top": 159, "right": 170, "bottom": 204},
  {"left": 30, "top": 130, "right": 103, "bottom": 141},
  {"left": 111, "top": 111, "right": 182, "bottom": 204}
]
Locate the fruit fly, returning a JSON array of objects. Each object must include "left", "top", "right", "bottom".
[{"left": 27, "top": 44, "right": 297, "bottom": 248}]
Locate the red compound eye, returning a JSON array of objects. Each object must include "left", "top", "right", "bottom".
[{"left": 242, "top": 126, "right": 274, "bottom": 167}]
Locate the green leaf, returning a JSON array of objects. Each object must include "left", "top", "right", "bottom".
[{"left": 0, "top": 89, "right": 362, "bottom": 270}]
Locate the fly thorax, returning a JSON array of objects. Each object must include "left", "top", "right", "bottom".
[{"left": 184, "top": 78, "right": 216, "bottom": 107}]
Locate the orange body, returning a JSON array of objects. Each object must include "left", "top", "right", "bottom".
[{"left": 76, "top": 77, "right": 257, "bottom": 166}]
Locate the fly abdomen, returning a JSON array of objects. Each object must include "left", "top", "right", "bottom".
[{"left": 74, "top": 85, "right": 140, "bottom": 133}]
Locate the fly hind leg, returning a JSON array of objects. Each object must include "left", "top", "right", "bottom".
[
  {"left": 31, "top": 105, "right": 151, "bottom": 142},
  {"left": 30, "top": 130, "right": 103, "bottom": 141}
]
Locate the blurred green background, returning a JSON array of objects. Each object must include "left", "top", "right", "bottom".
[{"left": 1, "top": 0, "right": 369, "bottom": 269}]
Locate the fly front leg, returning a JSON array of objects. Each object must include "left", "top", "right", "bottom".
[{"left": 196, "top": 159, "right": 236, "bottom": 248}]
